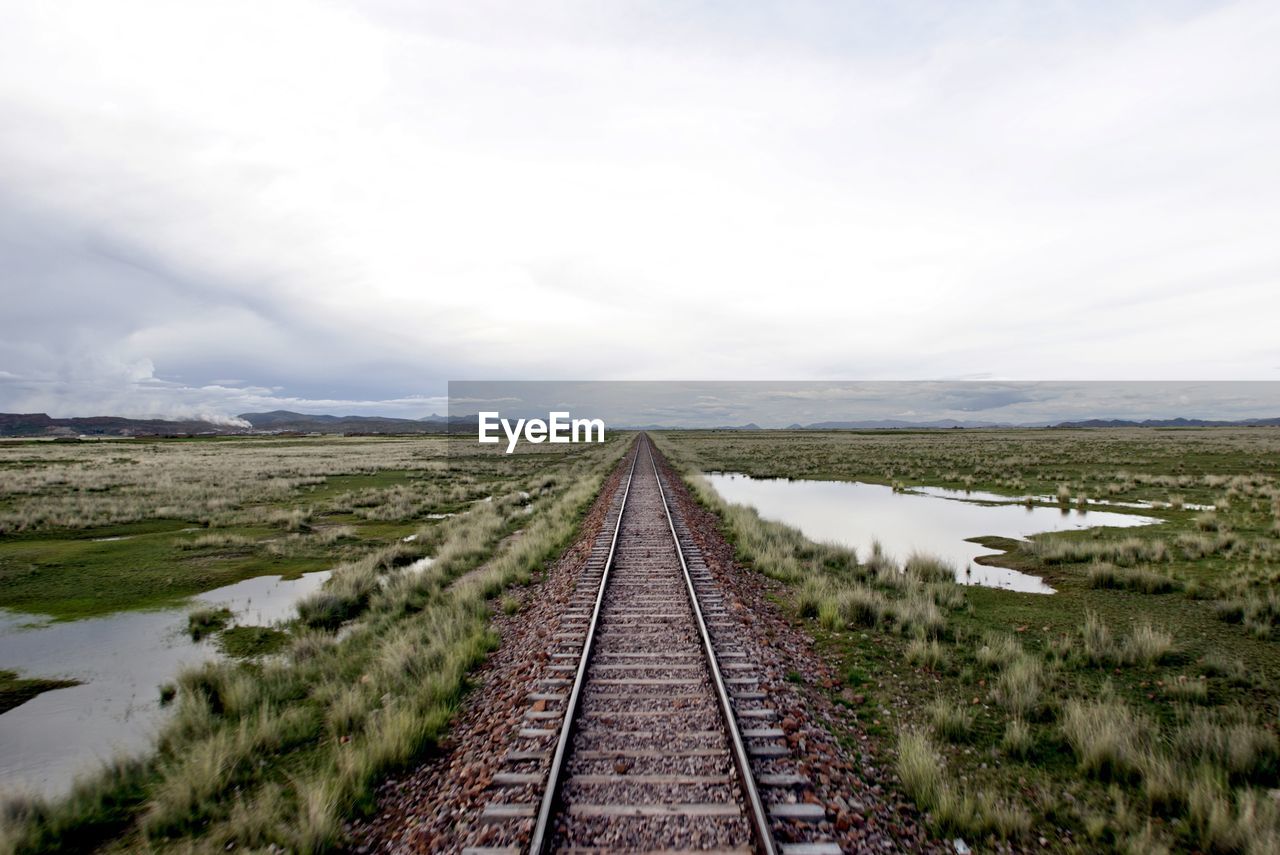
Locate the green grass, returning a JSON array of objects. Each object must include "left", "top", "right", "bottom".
[
  {"left": 1061, "top": 696, "right": 1149, "bottom": 780},
  {"left": 1086, "top": 562, "right": 1180, "bottom": 593},
  {"left": 926, "top": 697, "right": 974, "bottom": 742},
  {"left": 0, "top": 436, "right": 491, "bottom": 619},
  {"left": 186, "top": 607, "right": 233, "bottom": 641},
  {"left": 989, "top": 654, "right": 1044, "bottom": 717},
  {"left": 904, "top": 637, "right": 946, "bottom": 669},
  {"left": 218, "top": 626, "right": 290, "bottom": 658},
  {"left": 0, "top": 524, "right": 335, "bottom": 620},
  {"left": 895, "top": 727, "right": 1032, "bottom": 838},
  {"left": 1001, "top": 716, "right": 1034, "bottom": 759}
]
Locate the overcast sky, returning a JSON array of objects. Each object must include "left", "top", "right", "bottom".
[
  {"left": 450, "top": 381, "right": 1280, "bottom": 427},
  {"left": 1, "top": 1, "right": 1278, "bottom": 420}
]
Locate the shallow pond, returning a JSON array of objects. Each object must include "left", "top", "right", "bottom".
[
  {"left": 912, "top": 485, "right": 1212, "bottom": 512},
  {"left": 705, "top": 474, "right": 1163, "bottom": 595},
  {"left": 0, "top": 570, "right": 330, "bottom": 799}
]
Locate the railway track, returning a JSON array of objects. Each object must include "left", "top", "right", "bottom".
[{"left": 471, "top": 436, "right": 840, "bottom": 854}]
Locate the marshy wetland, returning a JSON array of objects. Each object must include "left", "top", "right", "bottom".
[
  {"left": 659, "top": 428, "right": 1280, "bottom": 854},
  {"left": 0, "top": 569, "right": 331, "bottom": 798},
  {"left": 705, "top": 472, "right": 1163, "bottom": 593},
  {"left": 1, "top": 427, "right": 1279, "bottom": 853},
  {"left": 0, "top": 434, "right": 624, "bottom": 851}
]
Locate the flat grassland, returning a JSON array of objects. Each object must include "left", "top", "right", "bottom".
[
  {"left": 656, "top": 428, "right": 1280, "bottom": 854},
  {"left": 0, "top": 436, "right": 501, "bottom": 618},
  {"left": 0, "top": 434, "right": 624, "bottom": 852},
  {"left": 5, "top": 428, "right": 1279, "bottom": 853}
]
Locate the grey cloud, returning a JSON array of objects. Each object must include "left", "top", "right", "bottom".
[{"left": 2, "top": 1, "right": 1278, "bottom": 419}]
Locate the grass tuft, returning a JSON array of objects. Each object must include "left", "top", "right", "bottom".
[
  {"left": 1002, "top": 717, "right": 1034, "bottom": 759},
  {"left": 1087, "top": 562, "right": 1179, "bottom": 594},
  {"left": 186, "top": 607, "right": 232, "bottom": 641},
  {"left": 905, "top": 638, "right": 946, "bottom": 670},
  {"left": 990, "top": 656, "right": 1043, "bottom": 718},
  {"left": 1062, "top": 697, "right": 1148, "bottom": 781},
  {"left": 926, "top": 697, "right": 973, "bottom": 742},
  {"left": 895, "top": 726, "right": 1031, "bottom": 838}
]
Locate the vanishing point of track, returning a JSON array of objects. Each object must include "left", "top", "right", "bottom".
[{"left": 470, "top": 436, "right": 839, "bottom": 855}]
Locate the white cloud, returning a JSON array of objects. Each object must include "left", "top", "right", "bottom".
[{"left": 0, "top": 0, "right": 1278, "bottom": 419}]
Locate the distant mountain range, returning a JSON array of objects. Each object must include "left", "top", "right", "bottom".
[
  {"left": 238, "top": 411, "right": 451, "bottom": 434},
  {"left": 787, "top": 417, "right": 1280, "bottom": 430},
  {"left": 1, "top": 411, "right": 1277, "bottom": 438},
  {"left": 622, "top": 416, "right": 1280, "bottom": 430},
  {"left": 0, "top": 412, "right": 250, "bottom": 437},
  {"left": 0, "top": 410, "right": 451, "bottom": 437},
  {"left": 786, "top": 419, "right": 1012, "bottom": 430},
  {"left": 618, "top": 423, "right": 765, "bottom": 431},
  {"left": 1051, "top": 416, "right": 1280, "bottom": 429}
]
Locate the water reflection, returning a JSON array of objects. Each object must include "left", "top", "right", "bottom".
[
  {"left": 705, "top": 474, "right": 1162, "bottom": 595},
  {"left": 0, "top": 570, "right": 329, "bottom": 799},
  {"left": 912, "top": 485, "right": 1211, "bottom": 511}
]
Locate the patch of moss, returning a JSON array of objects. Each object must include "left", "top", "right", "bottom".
[{"left": 217, "top": 625, "right": 289, "bottom": 658}]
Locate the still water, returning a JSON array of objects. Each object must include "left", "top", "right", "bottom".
[
  {"left": 0, "top": 570, "right": 330, "bottom": 798},
  {"left": 705, "top": 474, "right": 1163, "bottom": 595}
]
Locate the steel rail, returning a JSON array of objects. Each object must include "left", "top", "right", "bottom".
[
  {"left": 527, "top": 439, "right": 640, "bottom": 855},
  {"left": 647, "top": 435, "right": 778, "bottom": 855}
]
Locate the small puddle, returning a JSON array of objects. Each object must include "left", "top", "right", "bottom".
[
  {"left": 0, "top": 570, "right": 330, "bottom": 799},
  {"left": 705, "top": 474, "right": 1163, "bottom": 595},
  {"left": 191, "top": 571, "right": 331, "bottom": 627}
]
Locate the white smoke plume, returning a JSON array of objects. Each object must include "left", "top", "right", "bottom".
[{"left": 186, "top": 413, "right": 253, "bottom": 429}]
